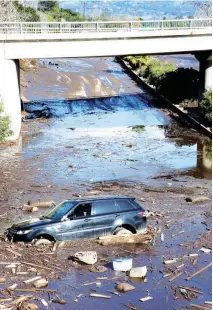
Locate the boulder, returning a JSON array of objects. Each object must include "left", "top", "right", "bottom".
[
  {"left": 129, "top": 266, "right": 147, "bottom": 278},
  {"left": 192, "top": 196, "right": 209, "bottom": 204},
  {"left": 24, "top": 303, "right": 38, "bottom": 310},
  {"left": 116, "top": 282, "right": 135, "bottom": 292},
  {"left": 33, "top": 278, "right": 48, "bottom": 288},
  {"left": 74, "top": 251, "right": 97, "bottom": 265}
]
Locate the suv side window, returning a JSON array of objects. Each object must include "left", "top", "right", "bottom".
[
  {"left": 93, "top": 200, "right": 117, "bottom": 215},
  {"left": 69, "top": 203, "right": 92, "bottom": 219},
  {"left": 116, "top": 199, "right": 136, "bottom": 212}
]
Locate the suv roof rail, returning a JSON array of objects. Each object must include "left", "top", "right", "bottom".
[{"left": 67, "top": 195, "right": 136, "bottom": 202}]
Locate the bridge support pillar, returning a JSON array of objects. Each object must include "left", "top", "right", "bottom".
[
  {"left": 195, "top": 51, "right": 212, "bottom": 97},
  {"left": 0, "top": 58, "right": 21, "bottom": 140}
]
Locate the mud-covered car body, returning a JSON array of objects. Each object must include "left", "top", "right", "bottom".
[{"left": 5, "top": 196, "right": 147, "bottom": 242}]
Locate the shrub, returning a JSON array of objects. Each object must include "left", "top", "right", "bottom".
[
  {"left": 0, "top": 102, "right": 13, "bottom": 142},
  {"left": 159, "top": 68, "right": 199, "bottom": 103},
  {"left": 13, "top": 1, "right": 40, "bottom": 22},
  {"left": 200, "top": 90, "right": 212, "bottom": 123},
  {"left": 142, "top": 59, "right": 175, "bottom": 89}
]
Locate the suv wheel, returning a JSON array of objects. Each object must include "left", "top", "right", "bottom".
[
  {"left": 114, "top": 228, "right": 133, "bottom": 236},
  {"left": 34, "top": 238, "right": 53, "bottom": 246}
]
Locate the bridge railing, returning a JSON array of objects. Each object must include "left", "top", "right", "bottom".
[{"left": 0, "top": 19, "right": 211, "bottom": 35}]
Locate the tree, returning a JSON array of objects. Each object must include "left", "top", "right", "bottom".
[
  {"left": 183, "top": 1, "right": 212, "bottom": 18},
  {"left": 193, "top": 1, "right": 212, "bottom": 18},
  {"left": 13, "top": 1, "right": 40, "bottom": 22},
  {"left": 38, "top": 0, "right": 58, "bottom": 12},
  {"left": 0, "top": 0, "right": 40, "bottom": 22},
  {"left": 0, "top": 0, "right": 21, "bottom": 22}
]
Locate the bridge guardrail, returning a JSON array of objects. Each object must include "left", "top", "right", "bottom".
[{"left": 0, "top": 19, "right": 212, "bottom": 35}]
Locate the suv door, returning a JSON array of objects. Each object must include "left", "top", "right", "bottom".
[
  {"left": 60, "top": 202, "right": 93, "bottom": 240},
  {"left": 92, "top": 199, "right": 119, "bottom": 237},
  {"left": 116, "top": 199, "right": 145, "bottom": 231}
]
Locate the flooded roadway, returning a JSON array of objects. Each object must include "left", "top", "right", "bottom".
[{"left": 0, "top": 57, "right": 212, "bottom": 310}]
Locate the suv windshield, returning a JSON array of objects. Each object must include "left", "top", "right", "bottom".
[{"left": 44, "top": 201, "right": 76, "bottom": 220}]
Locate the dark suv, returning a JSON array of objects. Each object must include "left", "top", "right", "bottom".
[{"left": 6, "top": 196, "right": 147, "bottom": 243}]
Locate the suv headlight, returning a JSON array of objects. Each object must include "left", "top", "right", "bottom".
[{"left": 17, "top": 230, "right": 32, "bottom": 235}]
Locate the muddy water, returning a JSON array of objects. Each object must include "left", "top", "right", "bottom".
[
  {"left": 18, "top": 57, "right": 212, "bottom": 187},
  {"left": 0, "top": 57, "right": 212, "bottom": 310}
]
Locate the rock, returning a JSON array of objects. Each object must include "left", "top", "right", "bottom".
[
  {"left": 0, "top": 277, "right": 6, "bottom": 283},
  {"left": 129, "top": 266, "right": 147, "bottom": 278},
  {"left": 52, "top": 299, "right": 66, "bottom": 305},
  {"left": 192, "top": 196, "right": 209, "bottom": 204},
  {"left": 74, "top": 251, "right": 97, "bottom": 265},
  {"left": 89, "top": 265, "right": 108, "bottom": 273},
  {"left": 33, "top": 278, "right": 48, "bottom": 288},
  {"left": 22, "top": 205, "right": 38, "bottom": 212},
  {"left": 116, "top": 282, "right": 135, "bottom": 292},
  {"left": 185, "top": 196, "right": 209, "bottom": 204},
  {"left": 24, "top": 303, "right": 38, "bottom": 310}
]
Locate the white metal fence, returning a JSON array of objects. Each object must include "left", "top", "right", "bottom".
[{"left": 0, "top": 19, "right": 211, "bottom": 35}]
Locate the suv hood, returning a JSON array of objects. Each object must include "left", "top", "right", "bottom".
[{"left": 11, "top": 218, "right": 55, "bottom": 230}]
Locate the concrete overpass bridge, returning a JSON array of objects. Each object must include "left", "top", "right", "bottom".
[{"left": 0, "top": 19, "right": 212, "bottom": 139}]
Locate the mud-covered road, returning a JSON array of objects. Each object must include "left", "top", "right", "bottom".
[{"left": 0, "top": 57, "right": 212, "bottom": 310}]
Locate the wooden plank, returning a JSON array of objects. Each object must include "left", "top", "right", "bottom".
[
  {"left": 190, "top": 304, "right": 210, "bottom": 310},
  {"left": 186, "top": 263, "right": 212, "bottom": 281},
  {"left": 178, "top": 286, "right": 203, "bottom": 294},
  {"left": 168, "top": 271, "right": 184, "bottom": 282},
  {"left": 21, "top": 261, "right": 54, "bottom": 271}
]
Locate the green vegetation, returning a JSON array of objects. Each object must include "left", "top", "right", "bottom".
[
  {"left": 142, "top": 59, "right": 176, "bottom": 89},
  {"left": 0, "top": 102, "right": 13, "bottom": 142},
  {"left": 123, "top": 55, "right": 199, "bottom": 104},
  {"left": 124, "top": 55, "right": 212, "bottom": 123},
  {"left": 200, "top": 90, "right": 212, "bottom": 123},
  {"left": 38, "top": 1, "right": 84, "bottom": 22},
  {"left": 131, "top": 125, "right": 145, "bottom": 133},
  {"left": 38, "top": 0, "right": 58, "bottom": 12},
  {"left": 13, "top": 1, "right": 40, "bottom": 22}
]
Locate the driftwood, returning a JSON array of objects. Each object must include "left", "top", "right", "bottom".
[
  {"left": 6, "top": 248, "right": 22, "bottom": 257},
  {"left": 168, "top": 271, "right": 184, "bottom": 282},
  {"left": 97, "top": 228, "right": 157, "bottom": 245},
  {"left": 186, "top": 263, "right": 212, "bottom": 281},
  {"left": 21, "top": 261, "right": 54, "bottom": 271},
  {"left": 90, "top": 293, "right": 111, "bottom": 299},
  {"left": 190, "top": 304, "right": 210, "bottom": 310},
  {"left": 178, "top": 286, "right": 203, "bottom": 294},
  {"left": 14, "top": 288, "right": 56, "bottom": 293}
]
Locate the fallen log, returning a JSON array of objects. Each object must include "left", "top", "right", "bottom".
[
  {"left": 97, "top": 231, "right": 156, "bottom": 245},
  {"left": 186, "top": 263, "right": 212, "bottom": 281},
  {"left": 14, "top": 288, "right": 56, "bottom": 293},
  {"left": 29, "top": 201, "right": 55, "bottom": 208}
]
